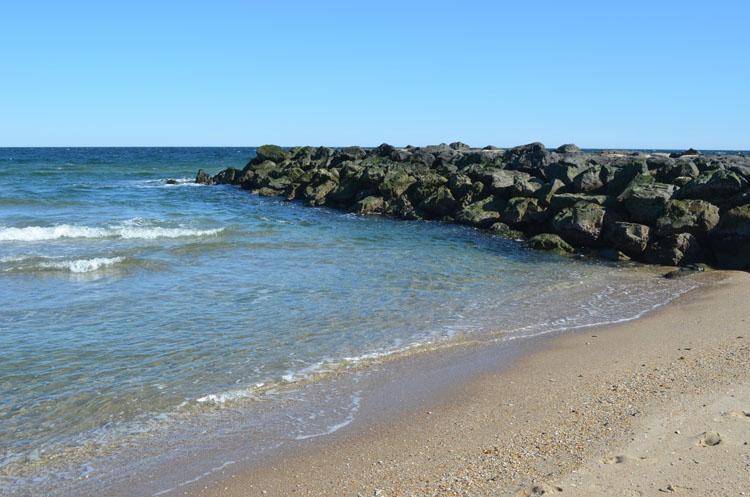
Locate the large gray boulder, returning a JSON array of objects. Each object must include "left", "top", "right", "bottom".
[
  {"left": 643, "top": 233, "right": 703, "bottom": 266},
  {"left": 552, "top": 201, "right": 607, "bottom": 246},
  {"left": 654, "top": 200, "right": 720, "bottom": 239},
  {"left": 572, "top": 165, "right": 605, "bottom": 193},
  {"left": 379, "top": 169, "right": 416, "bottom": 200},
  {"left": 476, "top": 168, "right": 532, "bottom": 197},
  {"left": 676, "top": 170, "right": 746, "bottom": 201},
  {"left": 501, "top": 198, "right": 548, "bottom": 226},
  {"left": 617, "top": 175, "right": 677, "bottom": 223},
  {"left": 454, "top": 197, "right": 505, "bottom": 228},
  {"left": 605, "top": 222, "right": 651, "bottom": 256},
  {"left": 504, "top": 142, "right": 551, "bottom": 175}
]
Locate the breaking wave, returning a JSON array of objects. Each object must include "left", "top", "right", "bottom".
[{"left": 0, "top": 222, "right": 223, "bottom": 242}]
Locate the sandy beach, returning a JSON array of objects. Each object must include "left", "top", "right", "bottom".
[{"left": 177, "top": 270, "right": 750, "bottom": 497}]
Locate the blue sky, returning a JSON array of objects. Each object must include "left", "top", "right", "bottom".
[{"left": 1, "top": 1, "right": 748, "bottom": 148}]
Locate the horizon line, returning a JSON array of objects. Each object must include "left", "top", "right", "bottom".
[{"left": 1, "top": 144, "right": 748, "bottom": 152}]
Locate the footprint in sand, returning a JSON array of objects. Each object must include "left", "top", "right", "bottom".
[
  {"left": 697, "top": 431, "right": 721, "bottom": 447},
  {"left": 726, "top": 410, "right": 750, "bottom": 419},
  {"left": 713, "top": 410, "right": 750, "bottom": 422},
  {"left": 515, "top": 483, "right": 564, "bottom": 495},
  {"left": 600, "top": 455, "right": 648, "bottom": 464}
]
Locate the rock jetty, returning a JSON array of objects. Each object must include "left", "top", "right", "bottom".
[{"left": 196, "top": 143, "right": 750, "bottom": 270}]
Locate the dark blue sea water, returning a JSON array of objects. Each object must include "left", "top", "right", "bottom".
[{"left": 0, "top": 148, "right": 699, "bottom": 496}]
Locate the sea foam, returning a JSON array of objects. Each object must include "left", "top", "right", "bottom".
[
  {"left": 38, "top": 257, "right": 125, "bottom": 273},
  {"left": 0, "top": 223, "right": 223, "bottom": 242}
]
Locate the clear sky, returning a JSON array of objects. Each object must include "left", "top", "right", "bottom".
[{"left": 1, "top": 1, "right": 748, "bottom": 149}]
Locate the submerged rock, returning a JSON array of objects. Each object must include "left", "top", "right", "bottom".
[{"left": 522, "top": 233, "right": 573, "bottom": 252}]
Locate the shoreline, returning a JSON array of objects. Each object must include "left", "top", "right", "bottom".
[{"left": 172, "top": 269, "right": 750, "bottom": 496}]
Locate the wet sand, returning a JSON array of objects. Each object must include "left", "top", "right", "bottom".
[{"left": 181, "top": 270, "right": 750, "bottom": 496}]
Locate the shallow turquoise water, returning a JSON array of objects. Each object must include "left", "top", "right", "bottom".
[{"left": 0, "top": 148, "right": 695, "bottom": 493}]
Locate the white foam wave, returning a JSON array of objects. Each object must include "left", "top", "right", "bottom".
[
  {"left": 0, "top": 223, "right": 223, "bottom": 242},
  {"left": 0, "top": 225, "right": 108, "bottom": 242},
  {"left": 38, "top": 257, "right": 125, "bottom": 273}
]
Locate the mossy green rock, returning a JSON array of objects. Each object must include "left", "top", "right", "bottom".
[
  {"left": 617, "top": 175, "right": 677, "bottom": 223},
  {"left": 256, "top": 145, "right": 290, "bottom": 164},
  {"left": 454, "top": 197, "right": 505, "bottom": 228},
  {"left": 549, "top": 193, "right": 616, "bottom": 211},
  {"left": 476, "top": 168, "right": 532, "bottom": 196},
  {"left": 352, "top": 196, "right": 385, "bottom": 215},
  {"left": 654, "top": 199, "right": 720, "bottom": 238},
  {"left": 552, "top": 201, "right": 607, "bottom": 246},
  {"left": 501, "top": 197, "right": 548, "bottom": 226},
  {"left": 420, "top": 186, "right": 458, "bottom": 217},
  {"left": 379, "top": 169, "right": 416, "bottom": 200},
  {"left": 676, "top": 169, "right": 746, "bottom": 201},
  {"left": 606, "top": 160, "right": 649, "bottom": 196},
  {"left": 522, "top": 233, "right": 573, "bottom": 252},
  {"left": 605, "top": 222, "right": 651, "bottom": 256}
]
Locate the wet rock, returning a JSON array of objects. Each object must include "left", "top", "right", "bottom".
[
  {"left": 352, "top": 196, "right": 385, "bottom": 215},
  {"left": 487, "top": 222, "right": 524, "bottom": 239},
  {"left": 522, "top": 233, "right": 573, "bottom": 252},
  {"left": 643, "top": 233, "right": 703, "bottom": 266},
  {"left": 597, "top": 248, "right": 631, "bottom": 262},
  {"left": 663, "top": 264, "right": 706, "bottom": 279},
  {"left": 195, "top": 169, "right": 213, "bottom": 185}
]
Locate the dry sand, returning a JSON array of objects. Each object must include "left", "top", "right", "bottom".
[{"left": 188, "top": 270, "right": 750, "bottom": 497}]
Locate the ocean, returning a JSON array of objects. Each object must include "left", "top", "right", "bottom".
[{"left": 0, "top": 147, "right": 701, "bottom": 496}]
